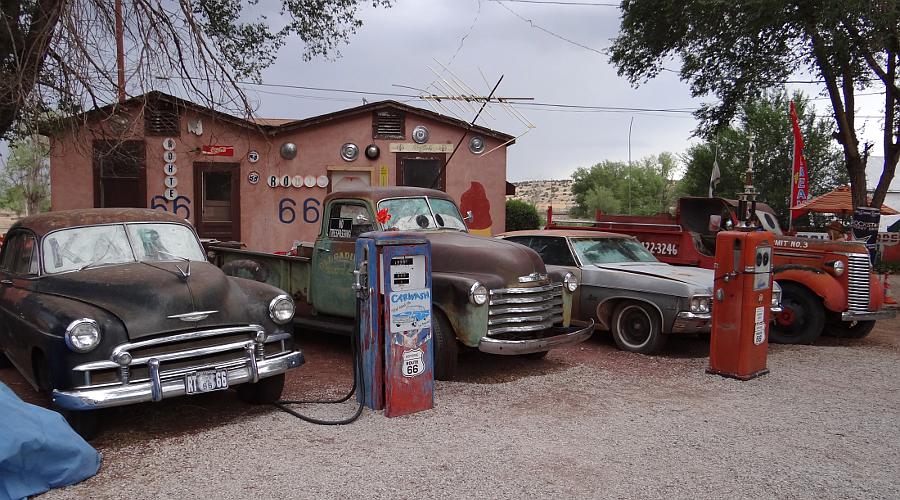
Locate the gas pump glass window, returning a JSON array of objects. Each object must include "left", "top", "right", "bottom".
[
  {"left": 377, "top": 197, "right": 465, "bottom": 231},
  {"left": 571, "top": 238, "right": 659, "bottom": 265}
]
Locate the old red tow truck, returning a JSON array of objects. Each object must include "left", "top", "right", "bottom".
[{"left": 546, "top": 197, "right": 895, "bottom": 344}]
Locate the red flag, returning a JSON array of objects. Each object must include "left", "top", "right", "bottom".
[{"left": 789, "top": 101, "right": 810, "bottom": 224}]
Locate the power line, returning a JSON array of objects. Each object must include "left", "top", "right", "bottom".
[
  {"left": 494, "top": 0, "right": 605, "bottom": 55},
  {"left": 492, "top": 0, "right": 619, "bottom": 5}
]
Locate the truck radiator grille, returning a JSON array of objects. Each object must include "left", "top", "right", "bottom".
[
  {"left": 73, "top": 325, "right": 290, "bottom": 388},
  {"left": 847, "top": 253, "right": 871, "bottom": 313},
  {"left": 488, "top": 283, "right": 564, "bottom": 335}
]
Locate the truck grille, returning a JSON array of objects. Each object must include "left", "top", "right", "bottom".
[
  {"left": 488, "top": 282, "right": 563, "bottom": 335},
  {"left": 847, "top": 253, "right": 871, "bottom": 313},
  {"left": 73, "top": 325, "right": 290, "bottom": 388}
]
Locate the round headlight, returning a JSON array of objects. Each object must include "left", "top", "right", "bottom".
[
  {"left": 563, "top": 272, "right": 578, "bottom": 292},
  {"left": 65, "top": 319, "right": 101, "bottom": 353},
  {"left": 269, "top": 295, "right": 295, "bottom": 324},
  {"left": 470, "top": 282, "right": 488, "bottom": 305},
  {"left": 831, "top": 260, "right": 845, "bottom": 276}
]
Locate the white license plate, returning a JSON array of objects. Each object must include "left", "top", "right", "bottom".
[{"left": 185, "top": 369, "right": 229, "bottom": 394}]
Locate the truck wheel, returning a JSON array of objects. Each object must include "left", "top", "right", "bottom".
[
  {"left": 611, "top": 301, "right": 666, "bottom": 354},
  {"left": 771, "top": 283, "right": 825, "bottom": 344},
  {"left": 34, "top": 355, "right": 100, "bottom": 440},
  {"left": 432, "top": 310, "right": 458, "bottom": 381},
  {"left": 824, "top": 320, "right": 876, "bottom": 339},
  {"left": 236, "top": 374, "right": 285, "bottom": 404}
]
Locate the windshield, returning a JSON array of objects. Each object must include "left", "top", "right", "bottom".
[
  {"left": 377, "top": 197, "right": 467, "bottom": 231},
  {"left": 42, "top": 223, "right": 205, "bottom": 274},
  {"left": 755, "top": 211, "right": 784, "bottom": 235},
  {"left": 571, "top": 238, "right": 659, "bottom": 265}
]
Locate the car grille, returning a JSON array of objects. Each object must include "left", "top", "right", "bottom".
[
  {"left": 73, "top": 325, "right": 290, "bottom": 388},
  {"left": 847, "top": 253, "right": 871, "bottom": 313},
  {"left": 487, "top": 282, "right": 564, "bottom": 336}
]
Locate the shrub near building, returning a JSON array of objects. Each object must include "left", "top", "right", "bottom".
[{"left": 506, "top": 199, "right": 540, "bottom": 231}]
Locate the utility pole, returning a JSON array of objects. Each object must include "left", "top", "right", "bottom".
[{"left": 628, "top": 116, "right": 634, "bottom": 213}]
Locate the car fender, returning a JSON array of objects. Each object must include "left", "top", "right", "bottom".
[
  {"left": 774, "top": 266, "right": 845, "bottom": 312},
  {"left": 593, "top": 293, "right": 673, "bottom": 332},
  {"left": 431, "top": 271, "right": 489, "bottom": 348}
]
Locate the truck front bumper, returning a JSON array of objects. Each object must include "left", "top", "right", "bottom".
[
  {"left": 841, "top": 309, "right": 897, "bottom": 322},
  {"left": 53, "top": 351, "right": 304, "bottom": 411},
  {"left": 478, "top": 320, "right": 595, "bottom": 355}
]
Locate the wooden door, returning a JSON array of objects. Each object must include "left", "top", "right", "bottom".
[{"left": 194, "top": 163, "right": 240, "bottom": 241}]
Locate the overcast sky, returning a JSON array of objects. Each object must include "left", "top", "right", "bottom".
[{"left": 1, "top": 0, "right": 890, "bottom": 181}]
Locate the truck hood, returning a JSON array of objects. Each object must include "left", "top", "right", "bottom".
[
  {"left": 38, "top": 261, "right": 259, "bottom": 340},
  {"left": 594, "top": 262, "right": 713, "bottom": 290},
  {"left": 425, "top": 231, "right": 547, "bottom": 286}
]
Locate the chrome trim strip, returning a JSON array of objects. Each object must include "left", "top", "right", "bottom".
[
  {"left": 489, "top": 299, "right": 563, "bottom": 316},
  {"left": 488, "top": 317, "right": 563, "bottom": 335},
  {"left": 167, "top": 310, "right": 219, "bottom": 322},
  {"left": 489, "top": 283, "right": 560, "bottom": 295},
  {"left": 53, "top": 352, "right": 305, "bottom": 410},
  {"left": 675, "top": 311, "right": 712, "bottom": 321},
  {"left": 479, "top": 320, "right": 594, "bottom": 355},
  {"left": 841, "top": 309, "right": 897, "bottom": 321},
  {"left": 246, "top": 343, "right": 260, "bottom": 383},
  {"left": 488, "top": 311, "right": 560, "bottom": 326},
  {"left": 489, "top": 291, "right": 561, "bottom": 306},
  {"left": 110, "top": 325, "right": 264, "bottom": 360}
]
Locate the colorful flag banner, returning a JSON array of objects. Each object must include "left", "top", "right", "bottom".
[{"left": 789, "top": 101, "right": 810, "bottom": 222}]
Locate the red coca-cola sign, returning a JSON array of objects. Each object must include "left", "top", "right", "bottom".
[{"left": 202, "top": 145, "right": 234, "bottom": 156}]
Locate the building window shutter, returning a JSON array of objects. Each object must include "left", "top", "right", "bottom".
[
  {"left": 372, "top": 109, "right": 404, "bottom": 139},
  {"left": 144, "top": 98, "right": 181, "bottom": 136}
]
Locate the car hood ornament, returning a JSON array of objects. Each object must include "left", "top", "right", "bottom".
[{"left": 167, "top": 310, "right": 218, "bottom": 322}]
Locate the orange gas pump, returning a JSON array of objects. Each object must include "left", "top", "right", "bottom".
[{"left": 707, "top": 230, "right": 773, "bottom": 380}]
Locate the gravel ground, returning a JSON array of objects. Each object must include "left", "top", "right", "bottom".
[{"left": 3, "top": 304, "right": 899, "bottom": 498}]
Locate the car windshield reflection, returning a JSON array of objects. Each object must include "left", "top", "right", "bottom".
[
  {"left": 377, "top": 197, "right": 467, "bottom": 232},
  {"left": 571, "top": 238, "right": 659, "bottom": 265},
  {"left": 42, "top": 223, "right": 206, "bottom": 274}
]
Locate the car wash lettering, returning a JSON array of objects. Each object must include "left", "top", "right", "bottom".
[{"left": 278, "top": 197, "right": 321, "bottom": 224}]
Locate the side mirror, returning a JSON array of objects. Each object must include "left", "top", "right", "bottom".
[
  {"left": 708, "top": 214, "right": 722, "bottom": 232},
  {"left": 464, "top": 210, "right": 474, "bottom": 222}
]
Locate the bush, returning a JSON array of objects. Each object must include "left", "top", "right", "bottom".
[{"left": 506, "top": 199, "right": 540, "bottom": 231}]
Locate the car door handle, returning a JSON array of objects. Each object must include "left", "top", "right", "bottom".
[
  {"left": 316, "top": 247, "right": 330, "bottom": 253},
  {"left": 0, "top": 280, "right": 11, "bottom": 286}
]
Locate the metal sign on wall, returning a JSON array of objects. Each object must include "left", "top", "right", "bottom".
[
  {"left": 389, "top": 143, "right": 454, "bottom": 154},
  {"left": 202, "top": 145, "right": 235, "bottom": 156}
]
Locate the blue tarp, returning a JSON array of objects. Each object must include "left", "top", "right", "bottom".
[{"left": 0, "top": 383, "right": 101, "bottom": 500}]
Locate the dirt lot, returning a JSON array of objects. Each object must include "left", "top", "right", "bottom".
[{"left": 3, "top": 312, "right": 899, "bottom": 498}]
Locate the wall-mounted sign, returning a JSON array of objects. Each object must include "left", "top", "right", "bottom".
[
  {"left": 202, "top": 145, "right": 234, "bottom": 156},
  {"left": 248, "top": 150, "right": 260, "bottom": 163},
  {"left": 380, "top": 165, "right": 389, "bottom": 186},
  {"left": 280, "top": 175, "right": 291, "bottom": 188},
  {"left": 292, "top": 175, "right": 303, "bottom": 188},
  {"left": 163, "top": 151, "right": 177, "bottom": 163},
  {"left": 411, "top": 125, "right": 430, "bottom": 144},
  {"left": 317, "top": 175, "right": 329, "bottom": 188},
  {"left": 164, "top": 176, "right": 178, "bottom": 188},
  {"left": 389, "top": 143, "right": 454, "bottom": 154},
  {"left": 267, "top": 175, "right": 278, "bottom": 188},
  {"left": 304, "top": 175, "right": 316, "bottom": 188},
  {"left": 162, "top": 138, "right": 176, "bottom": 151},
  {"left": 164, "top": 163, "right": 177, "bottom": 175},
  {"left": 248, "top": 171, "right": 260, "bottom": 185},
  {"left": 164, "top": 188, "right": 178, "bottom": 201}
]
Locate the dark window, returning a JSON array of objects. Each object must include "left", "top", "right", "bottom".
[
  {"left": 0, "top": 233, "right": 38, "bottom": 275},
  {"left": 528, "top": 237, "right": 577, "bottom": 266},
  {"left": 144, "top": 98, "right": 181, "bottom": 136},
  {"left": 326, "top": 202, "right": 373, "bottom": 239},
  {"left": 504, "top": 236, "right": 533, "bottom": 248},
  {"left": 397, "top": 154, "right": 446, "bottom": 191},
  {"left": 373, "top": 109, "right": 405, "bottom": 139},
  {"left": 93, "top": 140, "right": 146, "bottom": 208}
]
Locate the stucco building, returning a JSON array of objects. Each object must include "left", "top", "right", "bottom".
[{"left": 47, "top": 91, "right": 514, "bottom": 251}]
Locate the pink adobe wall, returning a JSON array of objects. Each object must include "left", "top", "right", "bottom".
[{"left": 48, "top": 102, "right": 510, "bottom": 253}]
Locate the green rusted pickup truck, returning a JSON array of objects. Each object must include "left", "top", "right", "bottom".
[{"left": 207, "top": 187, "right": 594, "bottom": 379}]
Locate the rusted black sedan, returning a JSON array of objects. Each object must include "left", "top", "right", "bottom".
[{"left": 0, "top": 209, "right": 303, "bottom": 438}]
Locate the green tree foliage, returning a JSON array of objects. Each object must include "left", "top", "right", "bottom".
[
  {"left": 678, "top": 91, "right": 846, "bottom": 227},
  {"left": 0, "top": 0, "right": 392, "bottom": 138},
  {"left": 610, "top": 0, "right": 900, "bottom": 210},
  {"left": 571, "top": 153, "right": 677, "bottom": 217},
  {"left": 505, "top": 199, "right": 541, "bottom": 231},
  {"left": 0, "top": 134, "right": 50, "bottom": 215}
]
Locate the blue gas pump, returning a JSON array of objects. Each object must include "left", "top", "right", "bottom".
[{"left": 354, "top": 232, "right": 434, "bottom": 417}]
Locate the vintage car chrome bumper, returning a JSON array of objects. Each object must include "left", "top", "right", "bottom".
[
  {"left": 478, "top": 319, "right": 594, "bottom": 355},
  {"left": 53, "top": 351, "right": 304, "bottom": 411},
  {"left": 671, "top": 311, "right": 712, "bottom": 333},
  {"left": 841, "top": 308, "right": 897, "bottom": 322}
]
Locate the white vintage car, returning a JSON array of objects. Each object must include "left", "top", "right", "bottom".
[{"left": 498, "top": 229, "right": 781, "bottom": 354}]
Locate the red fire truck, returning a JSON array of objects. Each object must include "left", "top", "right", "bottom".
[{"left": 546, "top": 197, "right": 895, "bottom": 344}]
